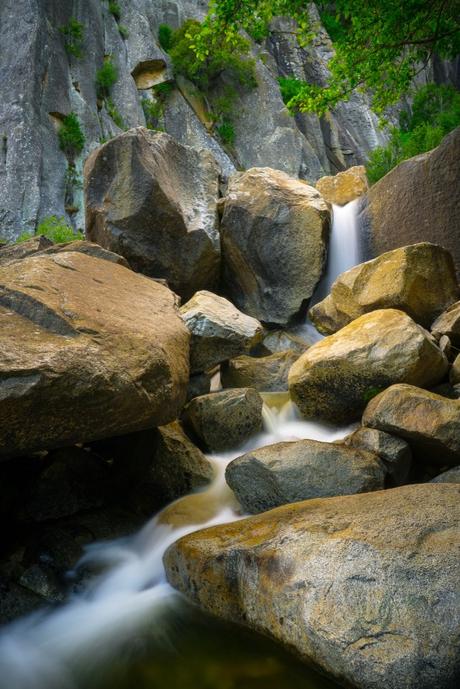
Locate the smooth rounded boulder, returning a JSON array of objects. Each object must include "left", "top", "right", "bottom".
[
  {"left": 220, "top": 167, "right": 330, "bottom": 324},
  {"left": 309, "top": 243, "right": 459, "bottom": 335},
  {"left": 221, "top": 350, "right": 299, "bottom": 392},
  {"left": 289, "top": 309, "right": 448, "bottom": 423},
  {"left": 225, "top": 439, "right": 385, "bottom": 513},
  {"left": 362, "top": 383, "right": 460, "bottom": 466},
  {"left": 343, "top": 427, "right": 411, "bottom": 486},
  {"left": 165, "top": 483, "right": 460, "bottom": 689},
  {"left": 180, "top": 290, "right": 263, "bottom": 373},
  {"left": 432, "top": 300, "right": 460, "bottom": 346},
  {"left": 0, "top": 251, "right": 189, "bottom": 457},
  {"left": 85, "top": 128, "right": 220, "bottom": 300}
]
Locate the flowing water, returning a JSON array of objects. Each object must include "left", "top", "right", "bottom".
[{"left": 0, "top": 202, "right": 361, "bottom": 689}]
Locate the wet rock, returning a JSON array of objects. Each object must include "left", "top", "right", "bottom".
[
  {"left": 85, "top": 129, "right": 220, "bottom": 299},
  {"left": 343, "top": 427, "right": 411, "bottom": 486},
  {"left": 289, "top": 309, "right": 448, "bottom": 423},
  {"left": 183, "top": 389, "right": 263, "bottom": 452},
  {"left": 309, "top": 243, "right": 459, "bottom": 335},
  {"left": 153, "top": 421, "right": 214, "bottom": 503},
  {"left": 220, "top": 168, "right": 330, "bottom": 324},
  {"left": 0, "top": 251, "right": 189, "bottom": 457},
  {"left": 225, "top": 439, "right": 385, "bottom": 514},
  {"left": 165, "top": 484, "right": 460, "bottom": 689},
  {"left": 0, "top": 579, "right": 43, "bottom": 623},
  {"left": 261, "top": 329, "right": 311, "bottom": 356},
  {"left": 359, "top": 127, "right": 460, "bottom": 279},
  {"left": 180, "top": 290, "right": 263, "bottom": 373},
  {"left": 0, "top": 236, "right": 53, "bottom": 266},
  {"left": 363, "top": 384, "right": 460, "bottom": 466},
  {"left": 431, "top": 466, "right": 460, "bottom": 483},
  {"left": 315, "top": 166, "right": 368, "bottom": 205},
  {"left": 431, "top": 300, "right": 460, "bottom": 346},
  {"left": 221, "top": 351, "right": 299, "bottom": 392},
  {"left": 186, "top": 372, "right": 211, "bottom": 402}
]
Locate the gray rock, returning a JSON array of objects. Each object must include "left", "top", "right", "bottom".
[
  {"left": 85, "top": 129, "right": 220, "bottom": 300},
  {"left": 0, "top": 236, "right": 53, "bottom": 266},
  {"left": 343, "top": 427, "right": 411, "bottom": 486},
  {"left": 186, "top": 372, "right": 211, "bottom": 402},
  {"left": 221, "top": 351, "right": 299, "bottom": 392},
  {"left": 180, "top": 290, "right": 263, "bottom": 373},
  {"left": 431, "top": 466, "right": 460, "bottom": 483},
  {"left": 261, "top": 329, "right": 311, "bottom": 355},
  {"left": 226, "top": 439, "right": 385, "bottom": 513},
  {"left": 432, "top": 300, "right": 460, "bottom": 346},
  {"left": 165, "top": 483, "right": 460, "bottom": 689},
  {"left": 183, "top": 388, "right": 263, "bottom": 452},
  {"left": 220, "top": 167, "right": 330, "bottom": 324}
]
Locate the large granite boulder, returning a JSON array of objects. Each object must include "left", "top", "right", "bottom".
[
  {"left": 165, "top": 483, "right": 460, "bottom": 689},
  {"left": 0, "top": 251, "right": 189, "bottom": 457},
  {"left": 363, "top": 383, "right": 460, "bottom": 466},
  {"left": 343, "top": 427, "right": 411, "bottom": 486},
  {"left": 182, "top": 388, "right": 263, "bottom": 452},
  {"left": 225, "top": 439, "right": 385, "bottom": 513},
  {"left": 289, "top": 309, "right": 448, "bottom": 423},
  {"left": 310, "top": 243, "right": 459, "bottom": 335},
  {"left": 432, "top": 300, "right": 460, "bottom": 346},
  {"left": 220, "top": 168, "right": 330, "bottom": 325},
  {"left": 85, "top": 128, "right": 220, "bottom": 300},
  {"left": 180, "top": 290, "right": 263, "bottom": 373},
  {"left": 0, "top": 236, "right": 53, "bottom": 266},
  {"left": 359, "top": 127, "right": 460, "bottom": 279},
  {"left": 221, "top": 351, "right": 299, "bottom": 392},
  {"left": 315, "top": 165, "right": 368, "bottom": 206}
]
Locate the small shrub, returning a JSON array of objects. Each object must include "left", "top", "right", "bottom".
[
  {"left": 158, "top": 24, "right": 173, "bottom": 52},
  {"left": 154, "top": 81, "right": 174, "bottom": 97},
  {"left": 278, "top": 77, "right": 304, "bottom": 107},
  {"left": 37, "top": 216, "right": 83, "bottom": 243},
  {"left": 118, "top": 24, "right": 129, "bottom": 39},
  {"left": 58, "top": 112, "right": 85, "bottom": 158},
  {"left": 142, "top": 97, "right": 163, "bottom": 129},
  {"left": 15, "top": 231, "right": 34, "bottom": 243},
  {"left": 60, "top": 17, "right": 84, "bottom": 58},
  {"left": 108, "top": 1, "right": 121, "bottom": 21},
  {"left": 96, "top": 58, "right": 118, "bottom": 99},
  {"left": 64, "top": 164, "right": 83, "bottom": 190},
  {"left": 106, "top": 98, "right": 125, "bottom": 129},
  {"left": 216, "top": 121, "right": 235, "bottom": 146}
]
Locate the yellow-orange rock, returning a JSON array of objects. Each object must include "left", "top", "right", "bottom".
[{"left": 315, "top": 165, "right": 368, "bottom": 205}]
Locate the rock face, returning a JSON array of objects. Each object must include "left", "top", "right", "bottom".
[
  {"left": 343, "top": 427, "right": 411, "bottom": 486},
  {"left": 359, "top": 127, "right": 460, "bottom": 279},
  {"left": 309, "top": 243, "right": 459, "bottom": 335},
  {"left": 225, "top": 439, "right": 385, "bottom": 513},
  {"left": 165, "top": 483, "right": 460, "bottom": 689},
  {"left": 363, "top": 384, "right": 460, "bottom": 466},
  {"left": 221, "top": 351, "right": 299, "bottom": 392},
  {"left": 0, "top": 236, "right": 53, "bottom": 266},
  {"left": 0, "top": 251, "right": 189, "bottom": 456},
  {"left": 220, "top": 168, "right": 330, "bottom": 324},
  {"left": 315, "top": 166, "right": 368, "bottom": 206},
  {"left": 85, "top": 129, "right": 220, "bottom": 299},
  {"left": 432, "top": 300, "right": 460, "bottom": 346},
  {"left": 182, "top": 388, "right": 263, "bottom": 452},
  {"left": 38, "top": 240, "right": 131, "bottom": 267},
  {"left": 180, "top": 290, "right": 263, "bottom": 373},
  {"left": 289, "top": 309, "right": 448, "bottom": 423}
]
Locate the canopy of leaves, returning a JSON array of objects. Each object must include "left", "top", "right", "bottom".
[
  {"left": 366, "top": 84, "right": 460, "bottom": 184},
  {"left": 195, "top": 0, "right": 460, "bottom": 114}
]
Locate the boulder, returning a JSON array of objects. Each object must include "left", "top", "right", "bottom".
[
  {"left": 261, "top": 329, "right": 311, "bottom": 355},
  {"left": 309, "top": 243, "right": 459, "bottom": 335},
  {"left": 165, "top": 484, "right": 460, "bottom": 689},
  {"left": 343, "top": 427, "right": 411, "bottom": 486},
  {"left": 0, "top": 251, "right": 189, "bottom": 456},
  {"left": 0, "top": 235, "right": 53, "bottom": 266},
  {"left": 38, "top": 240, "right": 130, "bottom": 268},
  {"left": 289, "top": 309, "right": 448, "bottom": 423},
  {"left": 431, "top": 466, "right": 460, "bottom": 483},
  {"left": 220, "top": 168, "right": 330, "bottom": 324},
  {"left": 85, "top": 128, "right": 220, "bottom": 300},
  {"left": 450, "top": 354, "right": 460, "bottom": 385},
  {"left": 315, "top": 165, "right": 368, "bottom": 205},
  {"left": 432, "top": 300, "right": 460, "bottom": 346},
  {"left": 363, "top": 384, "right": 460, "bottom": 466},
  {"left": 180, "top": 290, "right": 263, "bottom": 373},
  {"left": 153, "top": 421, "right": 214, "bottom": 503},
  {"left": 225, "top": 439, "right": 385, "bottom": 513},
  {"left": 182, "top": 389, "right": 263, "bottom": 452},
  {"left": 221, "top": 351, "right": 299, "bottom": 392},
  {"left": 359, "top": 127, "right": 460, "bottom": 279},
  {"left": 186, "top": 372, "right": 211, "bottom": 402}
]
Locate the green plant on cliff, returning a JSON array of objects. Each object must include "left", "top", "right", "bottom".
[
  {"left": 58, "top": 113, "right": 85, "bottom": 158},
  {"left": 96, "top": 58, "right": 118, "bottom": 99},
  {"left": 16, "top": 217, "right": 83, "bottom": 244},
  {"left": 60, "top": 17, "right": 85, "bottom": 58},
  {"left": 191, "top": 0, "right": 460, "bottom": 115},
  {"left": 118, "top": 24, "right": 129, "bottom": 39},
  {"left": 158, "top": 24, "right": 173, "bottom": 52},
  {"left": 106, "top": 98, "right": 125, "bottom": 129},
  {"left": 216, "top": 121, "right": 235, "bottom": 146},
  {"left": 367, "top": 84, "right": 460, "bottom": 184},
  {"left": 108, "top": 2, "right": 121, "bottom": 21}
]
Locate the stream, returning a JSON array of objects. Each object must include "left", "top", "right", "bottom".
[{"left": 0, "top": 204, "right": 359, "bottom": 689}]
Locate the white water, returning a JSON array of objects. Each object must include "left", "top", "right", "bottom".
[
  {"left": 0, "top": 200, "right": 361, "bottom": 689},
  {"left": 0, "top": 399, "right": 355, "bottom": 689}
]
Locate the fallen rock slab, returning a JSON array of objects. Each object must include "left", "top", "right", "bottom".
[
  {"left": 0, "top": 251, "right": 189, "bottom": 457},
  {"left": 315, "top": 165, "right": 368, "bottom": 205},
  {"left": 431, "top": 300, "right": 460, "bottom": 346},
  {"left": 225, "top": 439, "right": 385, "bottom": 513},
  {"left": 289, "top": 309, "right": 448, "bottom": 423},
  {"left": 0, "top": 235, "right": 53, "bottom": 266},
  {"left": 343, "top": 427, "right": 411, "bottom": 486},
  {"left": 165, "top": 483, "right": 460, "bottom": 689}
]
